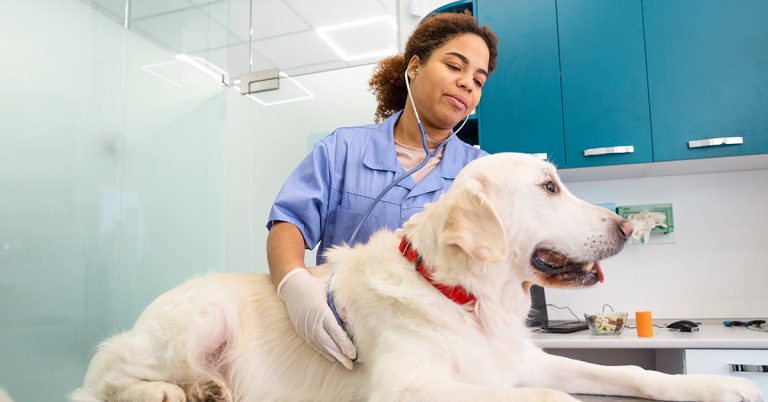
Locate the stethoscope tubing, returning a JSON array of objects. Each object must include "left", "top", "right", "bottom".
[{"left": 347, "top": 70, "right": 469, "bottom": 244}]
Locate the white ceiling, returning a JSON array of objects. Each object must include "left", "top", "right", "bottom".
[{"left": 83, "top": 0, "right": 399, "bottom": 78}]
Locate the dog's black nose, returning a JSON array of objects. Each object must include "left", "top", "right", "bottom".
[{"left": 618, "top": 220, "right": 634, "bottom": 239}]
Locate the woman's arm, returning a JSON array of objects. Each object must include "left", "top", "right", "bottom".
[
  {"left": 266, "top": 220, "right": 307, "bottom": 287},
  {"left": 266, "top": 220, "right": 357, "bottom": 368}
]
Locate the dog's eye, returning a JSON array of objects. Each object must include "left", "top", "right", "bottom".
[{"left": 544, "top": 181, "right": 558, "bottom": 194}]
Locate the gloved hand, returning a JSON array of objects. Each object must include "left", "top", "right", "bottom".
[{"left": 277, "top": 268, "right": 357, "bottom": 369}]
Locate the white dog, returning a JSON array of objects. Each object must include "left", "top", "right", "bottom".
[{"left": 71, "top": 153, "right": 763, "bottom": 402}]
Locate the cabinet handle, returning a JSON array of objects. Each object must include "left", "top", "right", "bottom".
[
  {"left": 532, "top": 153, "right": 548, "bottom": 161},
  {"left": 688, "top": 136, "right": 744, "bottom": 149},
  {"left": 583, "top": 145, "right": 634, "bottom": 157},
  {"left": 729, "top": 364, "right": 768, "bottom": 373}
]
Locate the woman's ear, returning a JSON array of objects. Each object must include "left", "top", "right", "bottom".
[{"left": 407, "top": 55, "right": 421, "bottom": 79}]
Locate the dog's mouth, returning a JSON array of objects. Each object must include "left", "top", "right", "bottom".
[{"left": 531, "top": 248, "right": 604, "bottom": 286}]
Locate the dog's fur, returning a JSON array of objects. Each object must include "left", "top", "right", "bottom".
[{"left": 71, "top": 153, "right": 763, "bottom": 402}]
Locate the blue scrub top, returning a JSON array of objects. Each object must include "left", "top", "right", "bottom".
[{"left": 267, "top": 110, "right": 487, "bottom": 264}]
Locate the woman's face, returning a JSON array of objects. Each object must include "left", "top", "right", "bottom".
[{"left": 408, "top": 33, "right": 490, "bottom": 131}]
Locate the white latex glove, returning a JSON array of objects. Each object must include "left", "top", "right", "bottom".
[{"left": 277, "top": 268, "right": 357, "bottom": 369}]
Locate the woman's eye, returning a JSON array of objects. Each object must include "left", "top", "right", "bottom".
[
  {"left": 544, "top": 181, "right": 557, "bottom": 193},
  {"left": 447, "top": 64, "right": 461, "bottom": 71},
  {"left": 474, "top": 79, "right": 484, "bottom": 87}
]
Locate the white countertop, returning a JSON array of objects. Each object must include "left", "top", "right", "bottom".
[{"left": 532, "top": 324, "right": 768, "bottom": 349}]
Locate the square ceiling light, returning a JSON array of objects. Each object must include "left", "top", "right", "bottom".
[
  {"left": 316, "top": 16, "right": 398, "bottom": 61},
  {"left": 141, "top": 55, "right": 228, "bottom": 87}
]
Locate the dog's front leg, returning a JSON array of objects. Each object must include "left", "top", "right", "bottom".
[
  {"left": 105, "top": 381, "right": 186, "bottom": 402},
  {"left": 525, "top": 352, "right": 763, "bottom": 402}
]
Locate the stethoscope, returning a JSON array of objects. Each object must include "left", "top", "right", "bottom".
[{"left": 348, "top": 69, "right": 470, "bottom": 244}]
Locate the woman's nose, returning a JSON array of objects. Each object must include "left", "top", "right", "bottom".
[{"left": 457, "top": 76, "right": 472, "bottom": 92}]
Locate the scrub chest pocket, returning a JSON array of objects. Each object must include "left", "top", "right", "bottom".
[
  {"left": 325, "top": 184, "right": 443, "bottom": 251},
  {"left": 327, "top": 206, "right": 379, "bottom": 247}
]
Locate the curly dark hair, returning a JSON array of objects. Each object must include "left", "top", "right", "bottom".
[{"left": 369, "top": 12, "right": 499, "bottom": 122}]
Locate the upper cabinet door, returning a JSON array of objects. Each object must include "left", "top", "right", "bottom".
[
  {"left": 644, "top": 0, "right": 768, "bottom": 161},
  {"left": 477, "top": 0, "right": 566, "bottom": 167},
  {"left": 557, "top": 0, "right": 653, "bottom": 168}
]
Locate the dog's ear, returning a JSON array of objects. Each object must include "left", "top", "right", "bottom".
[{"left": 440, "top": 175, "right": 508, "bottom": 263}]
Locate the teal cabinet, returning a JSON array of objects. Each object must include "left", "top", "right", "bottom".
[
  {"left": 477, "top": 0, "right": 767, "bottom": 168},
  {"left": 557, "top": 0, "right": 653, "bottom": 168},
  {"left": 643, "top": 0, "right": 768, "bottom": 161},
  {"left": 430, "top": 0, "right": 473, "bottom": 15},
  {"left": 476, "top": 0, "right": 566, "bottom": 167},
  {"left": 477, "top": 0, "right": 653, "bottom": 168}
]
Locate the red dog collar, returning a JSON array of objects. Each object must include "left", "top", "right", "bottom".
[{"left": 399, "top": 236, "right": 476, "bottom": 307}]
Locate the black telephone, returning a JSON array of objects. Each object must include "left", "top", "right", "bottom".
[{"left": 527, "top": 285, "right": 588, "bottom": 333}]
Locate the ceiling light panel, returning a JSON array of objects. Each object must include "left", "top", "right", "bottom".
[
  {"left": 316, "top": 16, "right": 397, "bottom": 61},
  {"left": 141, "top": 60, "right": 184, "bottom": 87},
  {"left": 141, "top": 55, "right": 228, "bottom": 88},
  {"left": 253, "top": 31, "right": 339, "bottom": 69}
]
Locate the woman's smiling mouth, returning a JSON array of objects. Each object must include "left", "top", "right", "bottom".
[{"left": 446, "top": 94, "right": 467, "bottom": 110}]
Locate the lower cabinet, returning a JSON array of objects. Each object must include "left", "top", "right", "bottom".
[{"left": 685, "top": 349, "right": 768, "bottom": 396}]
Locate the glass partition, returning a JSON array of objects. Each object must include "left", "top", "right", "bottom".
[
  {"left": 0, "top": 0, "right": 455, "bottom": 400},
  {"left": 0, "top": 0, "right": 227, "bottom": 400}
]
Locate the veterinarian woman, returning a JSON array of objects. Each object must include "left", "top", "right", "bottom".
[{"left": 266, "top": 12, "right": 498, "bottom": 369}]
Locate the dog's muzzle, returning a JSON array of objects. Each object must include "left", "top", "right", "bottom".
[{"left": 531, "top": 248, "right": 604, "bottom": 286}]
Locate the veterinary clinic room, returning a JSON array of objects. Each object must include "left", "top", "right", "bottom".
[{"left": 2, "top": 0, "right": 768, "bottom": 401}]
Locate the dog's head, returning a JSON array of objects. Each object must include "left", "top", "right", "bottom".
[{"left": 427, "top": 152, "right": 633, "bottom": 288}]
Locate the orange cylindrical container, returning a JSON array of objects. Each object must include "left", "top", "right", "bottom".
[{"left": 636, "top": 311, "right": 654, "bottom": 338}]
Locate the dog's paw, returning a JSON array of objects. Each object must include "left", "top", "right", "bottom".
[
  {"left": 688, "top": 375, "right": 764, "bottom": 402},
  {"left": 709, "top": 376, "right": 763, "bottom": 402},
  {"left": 184, "top": 379, "right": 233, "bottom": 402}
]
